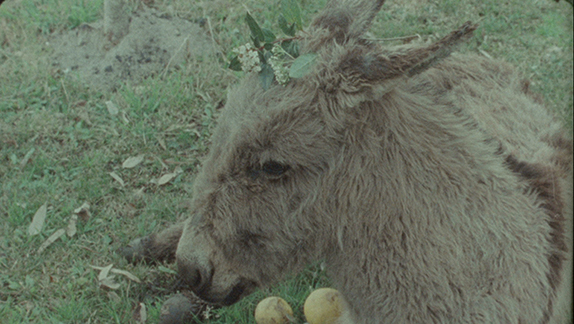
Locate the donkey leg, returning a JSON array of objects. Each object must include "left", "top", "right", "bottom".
[{"left": 119, "top": 224, "right": 183, "bottom": 264}]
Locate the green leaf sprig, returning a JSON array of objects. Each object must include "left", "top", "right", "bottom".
[{"left": 229, "top": 0, "right": 317, "bottom": 90}]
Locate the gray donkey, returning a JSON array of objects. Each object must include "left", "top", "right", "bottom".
[{"left": 123, "top": 0, "right": 573, "bottom": 322}]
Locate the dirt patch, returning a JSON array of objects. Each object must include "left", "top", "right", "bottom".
[{"left": 49, "top": 6, "right": 214, "bottom": 92}]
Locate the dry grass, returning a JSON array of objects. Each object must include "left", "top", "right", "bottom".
[{"left": 0, "top": 0, "right": 572, "bottom": 323}]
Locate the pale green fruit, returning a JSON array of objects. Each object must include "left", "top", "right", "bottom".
[
  {"left": 304, "top": 288, "right": 345, "bottom": 324},
  {"left": 254, "top": 296, "right": 294, "bottom": 324}
]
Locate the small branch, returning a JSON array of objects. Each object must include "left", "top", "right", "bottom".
[
  {"left": 364, "top": 34, "right": 422, "bottom": 43},
  {"left": 104, "top": 0, "right": 129, "bottom": 45},
  {"left": 254, "top": 35, "right": 304, "bottom": 52}
]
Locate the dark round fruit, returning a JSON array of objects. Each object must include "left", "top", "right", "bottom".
[{"left": 158, "top": 293, "right": 203, "bottom": 324}]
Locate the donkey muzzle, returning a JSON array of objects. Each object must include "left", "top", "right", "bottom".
[
  {"left": 177, "top": 257, "right": 213, "bottom": 296},
  {"left": 176, "top": 256, "right": 256, "bottom": 306}
]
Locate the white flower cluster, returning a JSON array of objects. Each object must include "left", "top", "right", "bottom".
[
  {"left": 233, "top": 43, "right": 261, "bottom": 73},
  {"left": 269, "top": 46, "right": 290, "bottom": 85},
  {"left": 233, "top": 43, "right": 296, "bottom": 85}
]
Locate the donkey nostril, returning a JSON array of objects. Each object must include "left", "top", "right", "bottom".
[
  {"left": 191, "top": 268, "right": 202, "bottom": 288},
  {"left": 177, "top": 258, "right": 212, "bottom": 295},
  {"left": 178, "top": 259, "right": 198, "bottom": 286}
]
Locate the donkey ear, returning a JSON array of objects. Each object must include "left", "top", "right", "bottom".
[
  {"left": 308, "top": 0, "right": 386, "bottom": 47},
  {"left": 336, "top": 22, "right": 477, "bottom": 91},
  {"left": 313, "top": 22, "right": 477, "bottom": 115}
]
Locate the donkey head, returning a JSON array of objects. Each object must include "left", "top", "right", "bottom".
[{"left": 175, "top": 0, "right": 475, "bottom": 305}]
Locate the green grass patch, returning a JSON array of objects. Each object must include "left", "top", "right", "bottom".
[{"left": 0, "top": 0, "right": 572, "bottom": 323}]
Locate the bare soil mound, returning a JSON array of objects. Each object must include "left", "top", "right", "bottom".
[{"left": 49, "top": 6, "right": 214, "bottom": 92}]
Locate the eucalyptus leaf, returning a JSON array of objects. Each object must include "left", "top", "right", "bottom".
[
  {"left": 278, "top": 14, "right": 289, "bottom": 34},
  {"left": 229, "top": 56, "right": 242, "bottom": 71},
  {"left": 281, "top": 40, "right": 299, "bottom": 58},
  {"left": 264, "top": 43, "right": 274, "bottom": 51},
  {"left": 262, "top": 28, "right": 276, "bottom": 43},
  {"left": 122, "top": 155, "right": 144, "bottom": 169},
  {"left": 258, "top": 50, "right": 266, "bottom": 64},
  {"left": 288, "top": 22, "right": 297, "bottom": 36},
  {"left": 278, "top": 14, "right": 296, "bottom": 36},
  {"left": 251, "top": 35, "right": 261, "bottom": 49},
  {"left": 289, "top": 53, "right": 317, "bottom": 78},
  {"left": 245, "top": 13, "right": 265, "bottom": 43},
  {"left": 281, "top": 0, "right": 303, "bottom": 30},
  {"left": 28, "top": 204, "right": 47, "bottom": 236},
  {"left": 259, "top": 63, "right": 275, "bottom": 90}
]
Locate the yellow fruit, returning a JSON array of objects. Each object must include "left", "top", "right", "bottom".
[
  {"left": 254, "top": 296, "right": 294, "bottom": 324},
  {"left": 304, "top": 288, "right": 345, "bottom": 324}
]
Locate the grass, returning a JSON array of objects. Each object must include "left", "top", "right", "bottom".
[{"left": 0, "top": 0, "right": 572, "bottom": 323}]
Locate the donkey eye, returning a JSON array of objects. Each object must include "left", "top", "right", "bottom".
[{"left": 261, "top": 161, "right": 290, "bottom": 176}]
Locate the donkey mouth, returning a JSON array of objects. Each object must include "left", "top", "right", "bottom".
[
  {"left": 195, "top": 279, "right": 257, "bottom": 306},
  {"left": 221, "top": 279, "right": 257, "bottom": 306}
]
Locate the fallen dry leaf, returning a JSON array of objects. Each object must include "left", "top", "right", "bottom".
[
  {"left": 155, "top": 134, "right": 167, "bottom": 151},
  {"left": 121, "top": 111, "right": 130, "bottom": 124},
  {"left": 157, "top": 158, "right": 168, "bottom": 170},
  {"left": 109, "top": 172, "right": 125, "bottom": 186},
  {"left": 66, "top": 214, "right": 78, "bottom": 237},
  {"left": 110, "top": 268, "right": 141, "bottom": 283},
  {"left": 100, "top": 276, "right": 121, "bottom": 290},
  {"left": 479, "top": 49, "right": 492, "bottom": 59},
  {"left": 90, "top": 265, "right": 141, "bottom": 283},
  {"left": 28, "top": 204, "right": 48, "bottom": 236},
  {"left": 133, "top": 187, "right": 146, "bottom": 199},
  {"left": 108, "top": 291, "right": 121, "bottom": 303},
  {"left": 92, "top": 264, "right": 122, "bottom": 290},
  {"left": 157, "top": 172, "right": 177, "bottom": 186},
  {"left": 37, "top": 229, "right": 66, "bottom": 254},
  {"left": 90, "top": 264, "right": 141, "bottom": 283},
  {"left": 20, "top": 148, "right": 35, "bottom": 169},
  {"left": 73, "top": 202, "right": 91, "bottom": 222},
  {"left": 105, "top": 100, "right": 119, "bottom": 116},
  {"left": 122, "top": 155, "right": 145, "bottom": 169},
  {"left": 134, "top": 302, "right": 147, "bottom": 323},
  {"left": 98, "top": 264, "right": 114, "bottom": 281}
]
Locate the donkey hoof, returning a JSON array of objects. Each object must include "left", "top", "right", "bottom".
[
  {"left": 159, "top": 292, "right": 204, "bottom": 324},
  {"left": 117, "top": 237, "right": 147, "bottom": 263}
]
